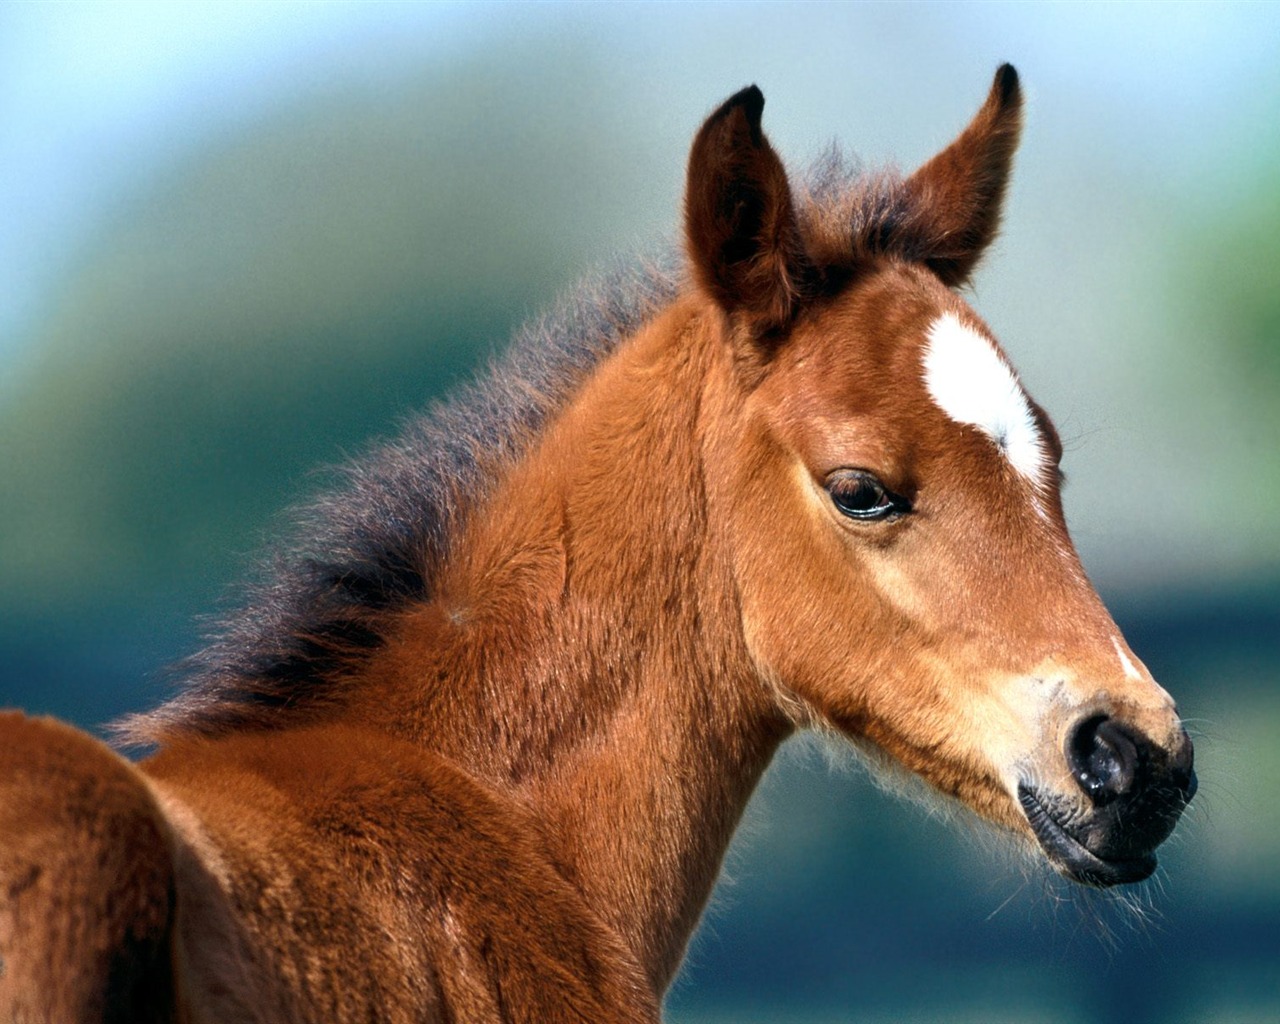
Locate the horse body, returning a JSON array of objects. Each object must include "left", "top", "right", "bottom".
[
  {"left": 1, "top": 67, "right": 1195, "bottom": 1022},
  {"left": 147, "top": 724, "right": 659, "bottom": 1022}
]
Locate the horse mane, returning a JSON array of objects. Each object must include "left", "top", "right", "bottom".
[{"left": 118, "top": 152, "right": 937, "bottom": 745}]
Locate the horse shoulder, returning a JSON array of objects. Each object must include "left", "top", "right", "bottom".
[{"left": 144, "top": 723, "right": 659, "bottom": 1023}]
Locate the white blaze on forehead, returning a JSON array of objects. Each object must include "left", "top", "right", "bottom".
[{"left": 923, "top": 313, "right": 1046, "bottom": 483}]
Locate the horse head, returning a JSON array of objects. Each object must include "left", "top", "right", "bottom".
[{"left": 686, "top": 67, "right": 1195, "bottom": 887}]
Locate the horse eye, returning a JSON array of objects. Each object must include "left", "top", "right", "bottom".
[{"left": 826, "top": 470, "right": 908, "bottom": 521}]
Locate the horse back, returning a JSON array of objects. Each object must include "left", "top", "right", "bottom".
[{"left": 0, "top": 712, "right": 174, "bottom": 1024}]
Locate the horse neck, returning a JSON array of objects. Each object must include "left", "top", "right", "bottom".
[{"left": 362, "top": 295, "right": 790, "bottom": 988}]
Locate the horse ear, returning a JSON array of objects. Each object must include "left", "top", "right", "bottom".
[
  {"left": 685, "top": 86, "right": 809, "bottom": 339},
  {"left": 906, "top": 64, "right": 1023, "bottom": 288}
]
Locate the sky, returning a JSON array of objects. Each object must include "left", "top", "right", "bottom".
[{"left": 5, "top": 2, "right": 1278, "bottom": 355}]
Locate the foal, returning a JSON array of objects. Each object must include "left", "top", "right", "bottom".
[{"left": 0, "top": 65, "right": 1194, "bottom": 1023}]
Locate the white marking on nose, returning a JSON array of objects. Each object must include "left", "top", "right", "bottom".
[
  {"left": 923, "top": 313, "right": 1046, "bottom": 484},
  {"left": 1112, "top": 637, "right": 1143, "bottom": 681}
]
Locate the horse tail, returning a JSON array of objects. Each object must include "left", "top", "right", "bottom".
[{"left": 0, "top": 712, "right": 175, "bottom": 1023}]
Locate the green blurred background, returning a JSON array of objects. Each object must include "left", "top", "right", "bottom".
[{"left": 2, "top": 3, "right": 1277, "bottom": 1021}]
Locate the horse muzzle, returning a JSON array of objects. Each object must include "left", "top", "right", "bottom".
[{"left": 1018, "top": 714, "right": 1196, "bottom": 887}]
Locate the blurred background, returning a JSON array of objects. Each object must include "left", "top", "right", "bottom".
[{"left": 2, "top": 3, "right": 1277, "bottom": 1021}]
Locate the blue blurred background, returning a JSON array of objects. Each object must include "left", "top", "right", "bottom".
[{"left": 2, "top": 3, "right": 1278, "bottom": 1021}]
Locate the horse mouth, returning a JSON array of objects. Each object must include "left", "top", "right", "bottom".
[{"left": 1017, "top": 784, "right": 1156, "bottom": 887}]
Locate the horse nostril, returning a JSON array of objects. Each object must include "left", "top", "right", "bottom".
[{"left": 1066, "top": 715, "right": 1142, "bottom": 806}]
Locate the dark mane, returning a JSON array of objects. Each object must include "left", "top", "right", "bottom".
[
  {"left": 119, "top": 256, "right": 679, "bottom": 742},
  {"left": 120, "top": 156, "right": 933, "bottom": 744}
]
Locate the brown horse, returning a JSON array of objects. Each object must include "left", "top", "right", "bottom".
[{"left": 0, "top": 65, "right": 1194, "bottom": 1023}]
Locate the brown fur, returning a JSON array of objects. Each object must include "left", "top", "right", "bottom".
[
  {"left": 0, "top": 67, "right": 1193, "bottom": 1021},
  {"left": 0, "top": 715, "right": 174, "bottom": 1023}
]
